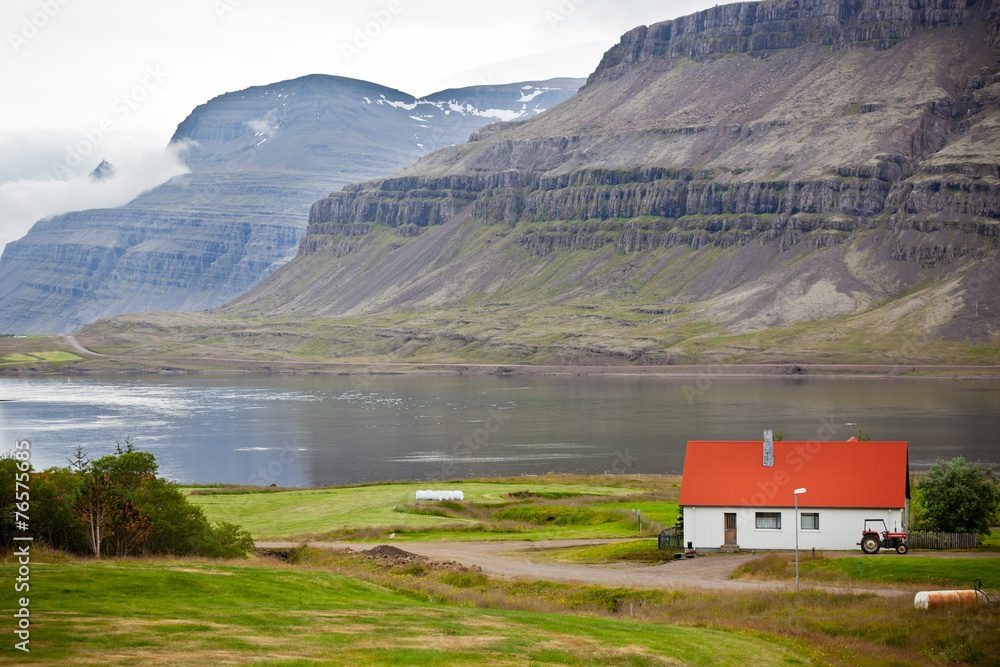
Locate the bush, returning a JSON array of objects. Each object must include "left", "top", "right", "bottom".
[
  {"left": 1, "top": 441, "right": 254, "bottom": 559},
  {"left": 199, "top": 522, "right": 255, "bottom": 559},
  {"left": 30, "top": 471, "right": 87, "bottom": 552},
  {"left": 919, "top": 458, "right": 1000, "bottom": 534}
]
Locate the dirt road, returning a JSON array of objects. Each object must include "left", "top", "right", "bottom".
[
  {"left": 61, "top": 334, "right": 106, "bottom": 357},
  {"left": 257, "top": 539, "right": 933, "bottom": 598}
]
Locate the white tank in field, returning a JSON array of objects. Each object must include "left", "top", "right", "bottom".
[{"left": 415, "top": 490, "right": 464, "bottom": 501}]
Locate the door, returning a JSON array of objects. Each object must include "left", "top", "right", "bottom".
[{"left": 724, "top": 513, "right": 737, "bottom": 545}]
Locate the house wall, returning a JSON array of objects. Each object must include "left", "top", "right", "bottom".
[{"left": 683, "top": 506, "right": 906, "bottom": 551}]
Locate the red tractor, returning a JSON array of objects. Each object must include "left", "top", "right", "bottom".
[{"left": 860, "top": 519, "right": 908, "bottom": 554}]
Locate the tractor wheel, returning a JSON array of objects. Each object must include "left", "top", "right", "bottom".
[
  {"left": 861, "top": 535, "right": 881, "bottom": 554},
  {"left": 896, "top": 543, "right": 908, "bottom": 554}
]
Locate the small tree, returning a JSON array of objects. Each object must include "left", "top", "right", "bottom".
[
  {"left": 67, "top": 445, "right": 90, "bottom": 473},
  {"left": 73, "top": 474, "right": 121, "bottom": 558},
  {"left": 107, "top": 495, "right": 152, "bottom": 558},
  {"left": 91, "top": 443, "right": 156, "bottom": 494},
  {"left": 32, "top": 470, "right": 86, "bottom": 551},
  {"left": 919, "top": 457, "right": 1000, "bottom": 535}
]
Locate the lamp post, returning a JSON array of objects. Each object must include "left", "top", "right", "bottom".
[{"left": 793, "top": 487, "right": 807, "bottom": 592}]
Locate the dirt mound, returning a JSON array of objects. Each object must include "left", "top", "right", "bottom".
[
  {"left": 362, "top": 544, "right": 482, "bottom": 573},
  {"left": 363, "top": 544, "right": 423, "bottom": 563}
]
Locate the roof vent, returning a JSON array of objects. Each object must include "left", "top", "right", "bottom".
[{"left": 763, "top": 430, "right": 774, "bottom": 467}]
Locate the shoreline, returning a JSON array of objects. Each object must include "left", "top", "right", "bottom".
[
  {"left": 1, "top": 335, "right": 997, "bottom": 378},
  {"left": 6, "top": 360, "right": 1000, "bottom": 379}
]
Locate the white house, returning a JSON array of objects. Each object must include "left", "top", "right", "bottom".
[{"left": 679, "top": 438, "right": 909, "bottom": 551}]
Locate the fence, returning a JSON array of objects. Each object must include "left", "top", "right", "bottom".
[
  {"left": 658, "top": 529, "right": 683, "bottom": 550},
  {"left": 908, "top": 532, "right": 979, "bottom": 549},
  {"left": 613, "top": 508, "right": 666, "bottom": 536}
]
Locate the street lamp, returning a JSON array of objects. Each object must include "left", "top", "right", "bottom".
[{"left": 794, "top": 488, "right": 807, "bottom": 592}]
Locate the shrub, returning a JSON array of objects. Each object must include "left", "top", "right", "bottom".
[
  {"left": 1, "top": 441, "right": 254, "bottom": 559},
  {"left": 440, "top": 572, "right": 488, "bottom": 588},
  {"left": 919, "top": 457, "right": 1000, "bottom": 534},
  {"left": 199, "top": 522, "right": 255, "bottom": 559}
]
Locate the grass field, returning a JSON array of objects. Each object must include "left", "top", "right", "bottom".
[
  {"left": 978, "top": 530, "right": 1000, "bottom": 551},
  {"left": 529, "top": 539, "right": 672, "bottom": 564},
  {"left": 596, "top": 501, "right": 680, "bottom": 526},
  {"left": 736, "top": 553, "right": 1000, "bottom": 590},
  {"left": 0, "top": 350, "right": 84, "bottom": 366},
  {"left": 189, "top": 480, "right": 649, "bottom": 541},
  {"left": 0, "top": 558, "right": 812, "bottom": 666},
  {"left": 802, "top": 556, "right": 1000, "bottom": 589}
]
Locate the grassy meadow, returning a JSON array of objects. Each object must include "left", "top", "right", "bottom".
[
  {"left": 1, "top": 557, "right": 812, "bottom": 666},
  {"left": 4, "top": 475, "right": 999, "bottom": 665},
  {"left": 735, "top": 552, "right": 1000, "bottom": 590},
  {"left": 187, "top": 476, "right": 677, "bottom": 542},
  {"left": 0, "top": 335, "right": 85, "bottom": 368},
  {"left": 4, "top": 545, "right": 991, "bottom": 666},
  {"left": 527, "top": 539, "right": 672, "bottom": 564}
]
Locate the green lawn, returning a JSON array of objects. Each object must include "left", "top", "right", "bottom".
[
  {"left": 0, "top": 350, "right": 84, "bottom": 365},
  {"left": 597, "top": 501, "right": 680, "bottom": 526},
  {"left": 531, "top": 539, "right": 671, "bottom": 564},
  {"left": 802, "top": 556, "right": 1000, "bottom": 589},
  {"left": 0, "top": 560, "right": 812, "bottom": 666},
  {"left": 978, "top": 530, "right": 1000, "bottom": 551},
  {"left": 189, "top": 481, "right": 645, "bottom": 541}
]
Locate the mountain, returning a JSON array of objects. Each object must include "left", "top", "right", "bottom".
[
  {"left": 88, "top": 160, "right": 117, "bottom": 182},
  {"left": 82, "top": 0, "right": 1000, "bottom": 366},
  {"left": 0, "top": 75, "right": 584, "bottom": 334}
]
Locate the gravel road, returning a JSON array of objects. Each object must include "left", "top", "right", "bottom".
[{"left": 254, "top": 539, "right": 964, "bottom": 598}]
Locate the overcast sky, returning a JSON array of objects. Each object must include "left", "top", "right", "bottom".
[{"left": 0, "top": 0, "right": 716, "bottom": 254}]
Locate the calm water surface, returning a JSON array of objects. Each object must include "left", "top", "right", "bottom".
[{"left": 0, "top": 374, "right": 997, "bottom": 486}]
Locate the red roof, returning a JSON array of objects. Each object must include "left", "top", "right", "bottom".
[{"left": 679, "top": 440, "right": 908, "bottom": 508}]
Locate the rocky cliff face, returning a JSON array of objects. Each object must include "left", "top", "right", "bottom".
[
  {"left": 221, "top": 0, "right": 998, "bottom": 358},
  {"left": 587, "top": 0, "right": 978, "bottom": 85},
  {"left": 0, "top": 75, "right": 583, "bottom": 334}
]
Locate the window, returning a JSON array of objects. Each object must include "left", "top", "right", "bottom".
[
  {"left": 801, "top": 513, "right": 819, "bottom": 530},
  {"left": 755, "top": 512, "right": 781, "bottom": 529}
]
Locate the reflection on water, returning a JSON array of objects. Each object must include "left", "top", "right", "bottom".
[{"left": 0, "top": 374, "right": 997, "bottom": 486}]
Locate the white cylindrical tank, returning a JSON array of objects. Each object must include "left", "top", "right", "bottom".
[{"left": 415, "top": 490, "right": 464, "bottom": 501}]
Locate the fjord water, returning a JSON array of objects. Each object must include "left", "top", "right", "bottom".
[{"left": 1, "top": 374, "right": 997, "bottom": 486}]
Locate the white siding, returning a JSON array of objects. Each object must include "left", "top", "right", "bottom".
[{"left": 684, "top": 506, "right": 906, "bottom": 551}]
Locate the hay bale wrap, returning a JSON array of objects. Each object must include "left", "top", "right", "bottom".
[{"left": 415, "top": 490, "right": 464, "bottom": 501}]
